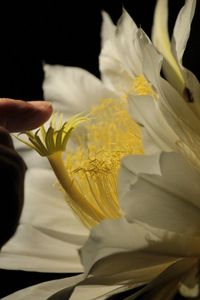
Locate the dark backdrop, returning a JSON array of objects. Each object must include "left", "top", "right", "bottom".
[
  {"left": 0, "top": 0, "right": 199, "bottom": 298},
  {"left": 0, "top": 0, "right": 199, "bottom": 101}
]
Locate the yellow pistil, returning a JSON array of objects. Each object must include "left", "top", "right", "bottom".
[{"left": 18, "top": 100, "right": 143, "bottom": 229}]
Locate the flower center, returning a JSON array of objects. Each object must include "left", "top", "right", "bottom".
[{"left": 63, "top": 98, "right": 143, "bottom": 227}]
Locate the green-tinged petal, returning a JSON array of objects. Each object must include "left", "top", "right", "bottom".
[
  {"left": 28, "top": 136, "right": 47, "bottom": 156},
  {"left": 14, "top": 134, "right": 38, "bottom": 152},
  {"left": 43, "top": 64, "right": 117, "bottom": 117},
  {"left": 125, "top": 258, "right": 198, "bottom": 299},
  {"left": 171, "top": 0, "right": 196, "bottom": 66},
  {"left": 119, "top": 152, "right": 200, "bottom": 233},
  {"left": 152, "top": 0, "right": 185, "bottom": 93}
]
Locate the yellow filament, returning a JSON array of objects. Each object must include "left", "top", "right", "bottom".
[
  {"left": 48, "top": 152, "right": 105, "bottom": 227},
  {"left": 63, "top": 98, "right": 143, "bottom": 227}
]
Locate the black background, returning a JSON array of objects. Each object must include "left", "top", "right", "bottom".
[
  {"left": 0, "top": 0, "right": 199, "bottom": 100},
  {"left": 0, "top": 0, "right": 199, "bottom": 298}
]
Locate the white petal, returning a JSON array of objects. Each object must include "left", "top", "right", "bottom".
[
  {"left": 171, "top": 0, "right": 196, "bottom": 65},
  {"left": 137, "top": 29, "right": 163, "bottom": 89},
  {"left": 158, "top": 79, "right": 200, "bottom": 168},
  {"left": 152, "top": 0, "right": 184, "bottom": 93},
  {"left": 2, "top": 274, "right": 84, "bottom": 300},
  {"left": 81, "top": 218, "right": 178, "bottom": 278},
  {"left": 101, "top": 11, "right": 115, "bottom": 47},
  {"left": 81, "top": 217, "right": 200, "bottom": 287},
  {"left": 70, "top": 284, "right": 124, "bottom": 300},
  {"left": 128, "top": 95, "right": 176, "bottom": 152},
  {"left": 114, "top": 9, "right": 141, "bottom": 75},
  {"left": 0, "top": 168, "right": 88, "bottom": 272},
  {"left": 0, "top": 224, "right": 84, "bottom": 273},
  {"left": 99, "top": 10, "right": 142, "bottom": 95},
  {"left": 43, "top": 64, "right": 116, "bottom": 117},
  {"left": 119, "top": 152, "right": 200, "bottom": 233},
  {"left": 22, "top": 168, "right": 88, "bottom": 236}
]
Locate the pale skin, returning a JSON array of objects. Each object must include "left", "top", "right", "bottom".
[
  {"left": 0, "top": 98, "right": 53, "bottom": 132},
  {"left": 0, "top": 98, "right": 52, "bottom": 248}
]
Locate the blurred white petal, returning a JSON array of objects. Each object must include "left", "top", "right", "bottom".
[
  {"left": 0, "top": 167, "right": 88, "bottom": 272},
  {"left": 43, "top": 64, "right": 116, "bottom": 117}
]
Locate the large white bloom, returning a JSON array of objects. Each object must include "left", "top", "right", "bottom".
[
  {"left": 100, "top": 0, "right": 200, "bottom": 171},
  {"left": 1, "top": 1, "right": 200, "bottom": 299},
  {"left": 3, "top": 152, "right": 200, "bottom": 299}
]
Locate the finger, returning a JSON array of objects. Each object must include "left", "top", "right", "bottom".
[{"left": 0, "top": 98, "right": 53, "bottom": 132}]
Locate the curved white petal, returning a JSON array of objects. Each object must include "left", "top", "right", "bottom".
[
  {"left": 0, "top": 224, "right": 84, "bottom": 273},
  {"left": 43, "top": 64, "right": 116, "bottom": 117},
  {"left": 158, "top": 79, "right": 200, "bottom": 168},
  {"left": 171, "top": 0, "right": 196, "bottom": 66},
  {"left": 22, "top": 168, "right": 88, "bottom": 236},
  {"left": 0, "top": 168, "right": 89, "bottom": 272},
  {"left": 128, "top": 95, "right": 176, "bottom": 152},
  {"left": 99, "top": 10, "right": 142, "bottom": 95},
  {"left": 137, "top": 29, "right": 163, "bottom": 89},
  {"left": 119, "top": 152, "right": 200, "bottom": 233},
  {"left": 81, "top": 218, "right": 179, "bottom": 278},
  {"left": 152, "top": 0, "right": 185, "bottom": 93},
  {"left": 101, "top": 11, "right": 116, "bottom": 47},
  {"left": 80, "top": 216, "right": 200, "bottom": 292}
]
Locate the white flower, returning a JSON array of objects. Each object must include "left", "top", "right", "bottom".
[
  {"left": 3, "top": 152, "right": 200, "bottom": 299},
  {"left": 0, "top": 67, "right": 115, "bottom": 273},
  {"left": 100, "top": 1, "right": 200, "bottom": 171},
  {"left": 1, "top": 1, "right": 200, "bottom": 299},
  {"left": 0, "top": 65, "right": 141, "bottom": 272}
]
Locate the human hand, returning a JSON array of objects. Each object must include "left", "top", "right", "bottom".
[
  {"left": 0, "top": 98, "right": 52, "bottom": 248},
  {"left": 0, "top": 98, "right": 53, "bottom": 132}
]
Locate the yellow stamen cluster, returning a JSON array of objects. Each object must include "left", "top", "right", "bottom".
[
  {"left": 122, "top": 75, "right": 157, "bottom": 100},
  {"left": 64, "top": 98, "right": 143, "bottom": 227},
  {"left": 18, "top": 100, "right": 143, "bottom": 228}
]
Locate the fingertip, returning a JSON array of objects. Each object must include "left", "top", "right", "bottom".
[{"left": 28, "top": 100, "right": 53, "bottom": 122}]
